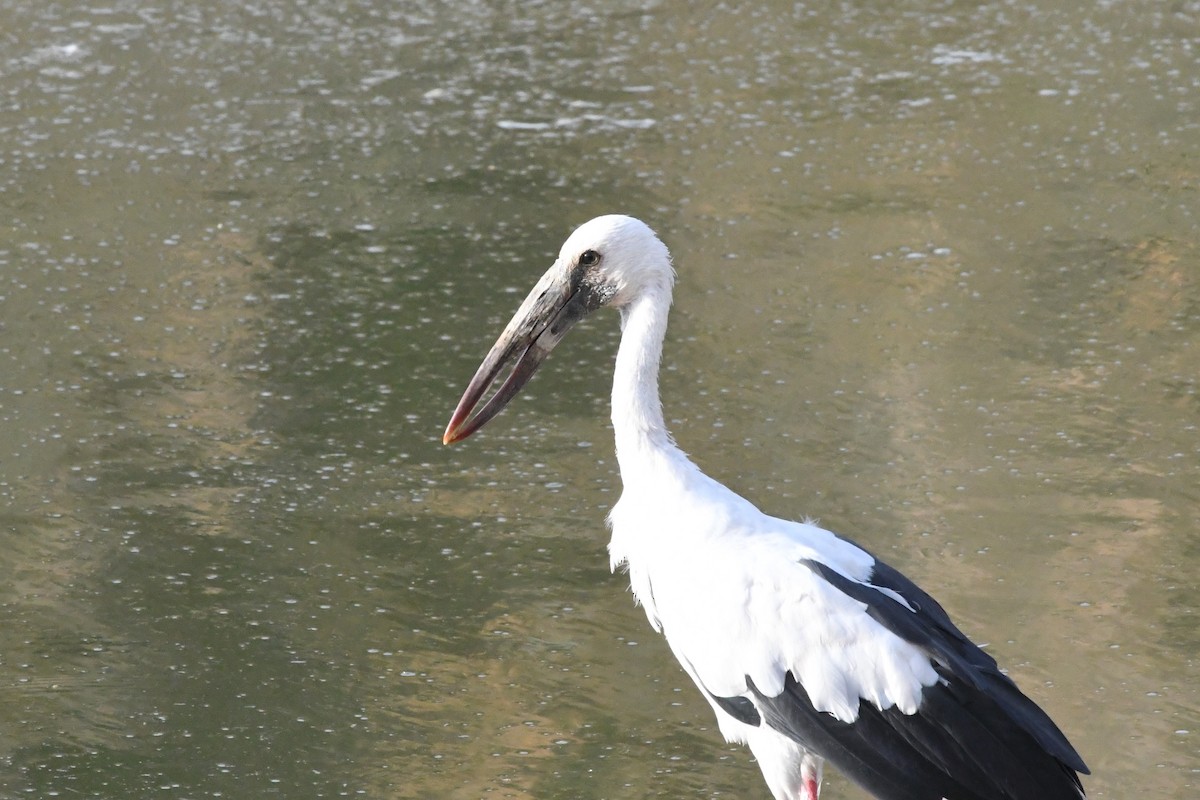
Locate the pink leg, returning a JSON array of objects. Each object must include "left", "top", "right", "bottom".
[{"left": 800, "top": 756, "right": 822, "bottom": 800}]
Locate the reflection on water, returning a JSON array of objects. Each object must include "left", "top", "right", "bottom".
[{"left": 0, "top": 0, "right": 1196, "bottom": 798}]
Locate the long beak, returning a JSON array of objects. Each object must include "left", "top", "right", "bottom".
[{"left": 443, "top": 263, "right": 597, "bottom": 444}]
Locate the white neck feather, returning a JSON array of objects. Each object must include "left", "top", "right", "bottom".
[{"left": 611, "top": 281, "right": 686, "bottom": 482}]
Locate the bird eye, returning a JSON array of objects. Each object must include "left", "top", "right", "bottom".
[{"left": 578, "top": 249, "right": 601, "bottom": 267}]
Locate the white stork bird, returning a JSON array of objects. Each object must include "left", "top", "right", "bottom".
[{"left": 443, "top": 215, "right": 1089, "bottom": 800}]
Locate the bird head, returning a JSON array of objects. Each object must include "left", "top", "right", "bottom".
[{"left": 443, "top": 214, "right": 673, "bottom": 444}]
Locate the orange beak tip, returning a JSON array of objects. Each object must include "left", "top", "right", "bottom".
[{"left": 442, "top": 420, "right": 470, "bottom": 445}]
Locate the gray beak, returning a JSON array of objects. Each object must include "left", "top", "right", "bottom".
[{"left": 443, "top": 263, "right": 600, "bottom": 444}]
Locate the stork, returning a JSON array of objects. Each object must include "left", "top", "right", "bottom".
[{"left": 442, "top": 214, "right": 1089, "bottom": 800}]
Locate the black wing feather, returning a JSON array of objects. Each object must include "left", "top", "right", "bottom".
[
  {"left": 710, "top": 692, "right": 761, "bottom": 726},
  {"left": 720, "top": 555, "right": 1087, "bottom": 800},
  {"left": 805, "top": 558, "right": 1088, "bottom": 775},
  {"left": 746, "top": 673, "right": 987, "bottom": 800},
  {"left": 865, "top": 557, "right": 1089, "bottom": 776}
]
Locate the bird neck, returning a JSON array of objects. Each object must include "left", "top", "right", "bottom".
[{"left": 611, "top": 283, "right": 677, "bottom": 476}]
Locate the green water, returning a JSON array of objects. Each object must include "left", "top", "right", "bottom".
[{"left": 0, "top": 1, "right": 1195, "bottom": 797}]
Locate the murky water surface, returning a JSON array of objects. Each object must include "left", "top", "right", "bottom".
[{"left": 0, "top": 1, "right": 1196, "bottom": 797}]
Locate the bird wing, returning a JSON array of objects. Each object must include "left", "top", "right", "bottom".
[
  {"left": 612, "top": 480, "right": 941, "bottom": 718},
  {"left": 610, "top": 483, "right": 1087, "bottom": 799},
  {"left": 739, "top": 556, "right": 1089, "bottom": 800},
  {"left": 647, "top": 518, "right": 942, "bottom": 720},
  {"left": 809, "top": 555, "right": 1088, "bottom": 774}
]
